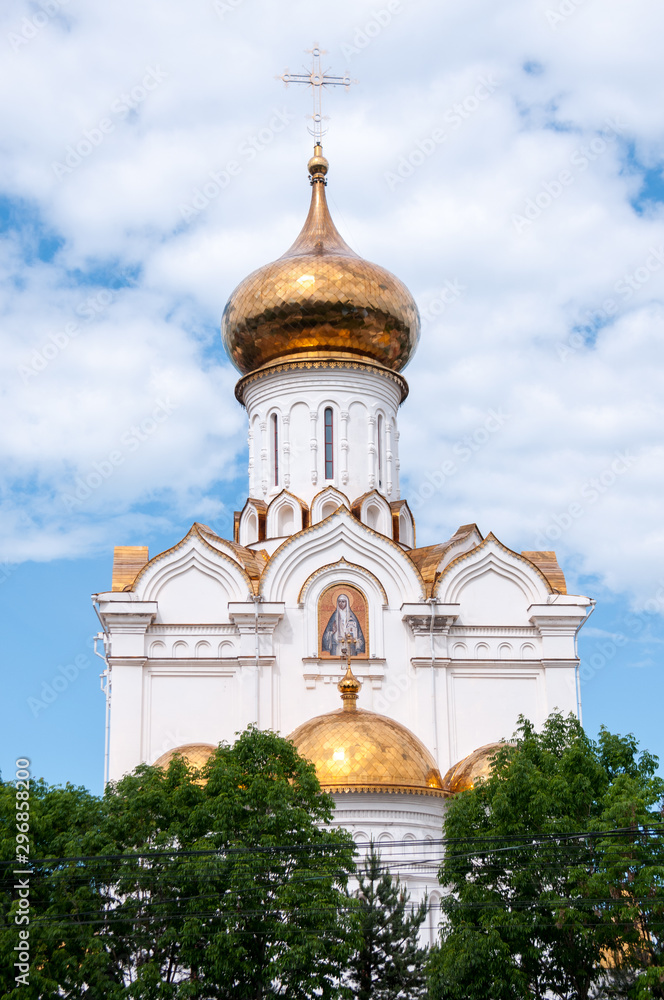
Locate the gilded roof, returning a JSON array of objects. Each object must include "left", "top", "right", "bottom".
[
  {"left": 153, "top": 743, "right": 216, "bottom": 772},
  {"left": 521, "top": 550, "right": 567, "bottom": 594},
  {"left": 442, "top": 742, "right": 507, "bottom": 794},
  {"left": 196, "top": 523, "right": 269, "bottom": 587},
  {"left": 289, "top": 668, "right": 446, "bottom": 797},
  {"left": 221, "top": 146, "right": 420, "bottom": 376},
  {"left": 408, "top": 524, "right": 482, "bottom": 595}
]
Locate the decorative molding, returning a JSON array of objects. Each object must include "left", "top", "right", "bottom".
[
  {"left": 298, "top": 556, "right": 389, "bottom": 605},
  {"left": 448, "top": 625, "right": 539, "bottom": 635},
  {"left": 302, "top": 657, "right": 386, "bottom": 690},
  {"left": 148, "top": 624, "right": 238, "bottom": 634},
  {"left": 411, "top": 658, "right": 452, "bottom": 669},
  {"left": 435, "top": 533, "right": 553, "bottom": 601},
  {"left": 130, "top": 525, "right": 253, "bottom": 598},
  {"left": 235, "top": 358, "right": 409, "bottom": 405}
]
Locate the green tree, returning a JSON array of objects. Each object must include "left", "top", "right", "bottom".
[
  {"left": 428, "top": 713, "right": 664, "bottom": 1000},
  {"left": 1, "top": 728, "right": 359, "bottom": 999},
  {"left": 347, "top": 842, "right": 428, "bottom": 1000},
  {"left": 0, "top": 778, "right": 124, "bottom": 1000}
]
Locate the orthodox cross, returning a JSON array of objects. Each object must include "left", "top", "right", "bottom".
[
  {"left": 279, "top": 45, "right": 356, "bottom": 144},
  {"left": 340, "top": 631, "right": 355, "bottom": 667}
]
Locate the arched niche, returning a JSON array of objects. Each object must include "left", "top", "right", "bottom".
[
  {"left": 238, "top": 500, "right": 266, "bottom": 547},
  {"left": 266, "top": 491, "right": 305, "bottom": 539},
  {"left": 354, "top": 490, "right": 392, "bottom": 537},
  {"left": 298, "top": 559, "right": 388, "bottom": 661},
  {"left": 310, "top": 486, "right": 350, "bottom": 524},
  {"left": 398, "top": 508, "right": 415, "bottom": 547}
]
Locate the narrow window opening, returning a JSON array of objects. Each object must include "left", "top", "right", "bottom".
[
  {"left": 377, "top": 414, "right": 384, "bottom": 489},
  {"left": 272, "top": 414, "right": 278, "bottom": 486},
  {"left": 324, "top": 407, "right": 334, "bottom": 479}
]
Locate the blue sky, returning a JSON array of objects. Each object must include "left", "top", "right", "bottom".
[{"left": 1, "top": 0, "right": 663, "bottom": 793}]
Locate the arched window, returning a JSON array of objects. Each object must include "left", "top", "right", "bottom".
[
  {"left": 377, "top": 414, "right": 384, "bottom": 489},
  {"left": 271, "top": 414, "right": 278, "bottom": 487},
  {"left": 324, "top": 407, "right": 334, "bottom": 479}
]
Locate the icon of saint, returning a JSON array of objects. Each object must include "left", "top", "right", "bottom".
[{"left": 321, "top": 593, "right": 366, "bottom": 656}]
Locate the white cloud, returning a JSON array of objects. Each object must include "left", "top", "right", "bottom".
[{"left": 0, "top": 0, "right": 662, "bottom": 616}]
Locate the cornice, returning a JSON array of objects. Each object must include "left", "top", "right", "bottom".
[{"left": 235, "top": 356, "right": 409, "bottom": 405}]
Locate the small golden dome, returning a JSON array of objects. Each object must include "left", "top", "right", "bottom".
[
  {"left": 289, "top": 672, "right": 445, "bottom": 797},
  {"left": 442, "top": 742, "right": 507, "bottom": 794},
  {"left": 153, "top": 743, "right": 215, "bottom": 771},
  {"left": 337, "top": 661, "right": 361, "bottom": 710},
  {"left": 221, "top": 144, "right": 420, "bottom": 377}
]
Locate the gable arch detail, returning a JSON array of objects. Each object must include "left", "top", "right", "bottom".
[
  {"left": 260, "top": 509, "right": 425, "bottom": 606},
  {"left": 133, "top": 531, "right": 252, "bottom": 619},
  {"left": 311, "top": 486, "right": 350, "bottom": 524},
  {"left": 434, "top": 536, "right": 552, "bottom": 608}
]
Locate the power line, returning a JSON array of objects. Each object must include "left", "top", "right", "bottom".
[{"left": 2, "top": 824, "right": 661, "bottom": 869}]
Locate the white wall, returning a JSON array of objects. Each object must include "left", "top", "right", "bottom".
[{"left": 242, "top": 367, "right": 402, "bottom": 506}]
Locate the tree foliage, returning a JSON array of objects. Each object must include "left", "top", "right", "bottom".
[
  {"left": 0, "top": 778, "right": 122, "bottom": 1000},
  {"left": 428, "top": 713, "right": 664, "bottom": 1000},
  {"left": 347, "top": 843, "right": 428, "bottom": 1000},
  {"left": 1, "top": 727, "right": 358, "bottom": 999}
]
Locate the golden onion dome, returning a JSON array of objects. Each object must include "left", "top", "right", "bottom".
[
  {"left": 153, "top": 743, "right": 215, "bottom": 771},
  {"left": 288, "top": 663, "right": 445, "bottom": 796},
  {"left": 442, "top": 742, "right": 508, "bottom": 794},
  {"left": 221, "top": 144, "right": 420, "bottom": 377}
]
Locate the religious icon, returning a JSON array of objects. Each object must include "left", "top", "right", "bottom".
[{"left": 319, "top": 584, "right": 367, "bottom": 658}]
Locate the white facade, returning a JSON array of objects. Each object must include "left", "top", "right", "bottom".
[
  {"left": 97, "top": 501, "right": 590, "bottom": 782},
  {"left": 95, "top": 151, "right": 593, "bottom": 931}
]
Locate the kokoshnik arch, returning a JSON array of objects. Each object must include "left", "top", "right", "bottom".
[{"left": 94, "top": 140, "right": 593, "bottom": 933}]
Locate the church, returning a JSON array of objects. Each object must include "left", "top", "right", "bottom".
[{"left": 94, "top": 140, "right": 592, "bottom": 934}]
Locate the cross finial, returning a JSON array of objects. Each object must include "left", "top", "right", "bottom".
[
  {"left": 338, "top": 632, "right": 361, "bottom": 712},
  {"left": 279, "top": 45, "right": 357, "bottom": 145},
  {"left": 340, "top": 631, "right": 354, "bottom": 671}
]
